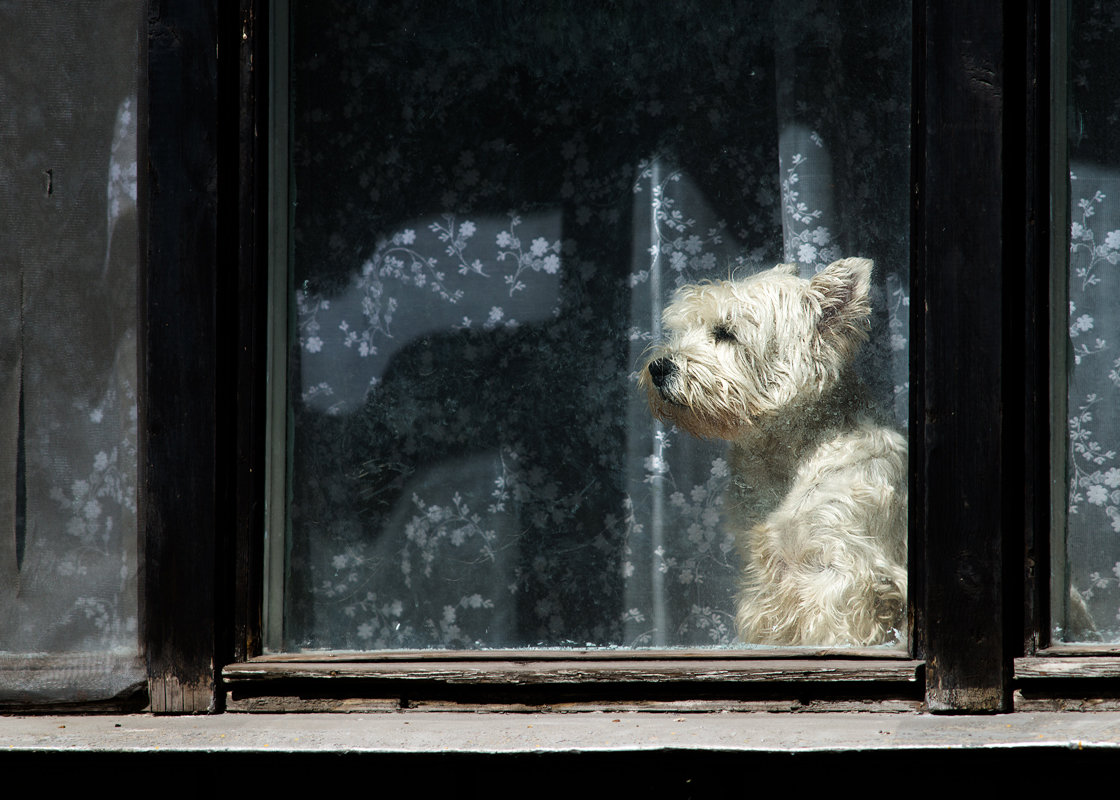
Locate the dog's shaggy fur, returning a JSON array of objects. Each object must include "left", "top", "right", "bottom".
[{"left": 639, "top": 258, "right": 907, "bottom": 646}]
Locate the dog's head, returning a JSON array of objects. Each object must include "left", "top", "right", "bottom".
[{"left": 638, "top": 257, "right": 873, "bottom": 439}]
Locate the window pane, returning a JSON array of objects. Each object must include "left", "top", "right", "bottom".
[
  {"left": 1057, "top": 0, "right": 1120, "bottom": 643},
  {"left": 0, "top": 1, "right": 142, "bottom": 699},
  {"left": 268, "top": 0, "right": 911, "bottom": 651}
]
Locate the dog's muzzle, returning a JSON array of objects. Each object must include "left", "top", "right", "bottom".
[{"left": 647, "top": 357, "right": 677, "bottom": 390}]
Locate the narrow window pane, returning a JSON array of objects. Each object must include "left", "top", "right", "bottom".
[
  {"left": 267, "top": 0, "right": 911, "bottom": 652},
  {"left": 1056, "top": 0, "right": 1120, "bottom": 643},
  {"left": 0, "top": 2, "right": 142, "bottom": 699}
]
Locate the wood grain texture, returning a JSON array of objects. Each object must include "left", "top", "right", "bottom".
[
  {"left": 148, "top": 675, "right": 216, "bottom": 715},
  {"left": 1015, "top": 657, "right": 1120, "bottom": 679},
  {"left": 142, "top": 0, "right": 222, "bottom": 714},
  {"left": 231, "top": 0, "right": 267, "bottom": 665},
  {"left": 223, "top": 658, "right": 922, "bottom": 684},
  {"left": 914, "top": 0, "right": 1014, "bottom": 712},
  {"left": 1018, "top": 0, "right": 1052, "bottom": 656},
  {"left": 224, "top": 694, "right": 925, "bottom": 714},
  {"left": 246, "top": 647, "right": 915, "bottom": 662}
]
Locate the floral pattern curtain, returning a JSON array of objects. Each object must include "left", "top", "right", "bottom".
[
  {"left": 0, "top": 2, "right": 142, "bottom": 701},
  {"left": 1060, "top": 0, "right": 1120, "bottom": 642},
  {"left": 276, "top": 0, "right": 910, "bottom": 651}
]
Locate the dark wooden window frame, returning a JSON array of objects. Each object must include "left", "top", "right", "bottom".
[{"left": 139, "top": 0, "right": 1090, "bottom": 714}]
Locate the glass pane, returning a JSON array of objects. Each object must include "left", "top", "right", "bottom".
[
  {"left": 1056, "top": 0, "right": 1120, "bottom": 643},
  {"left": 0, "top": 1, "right": 143, "bottom": 700},
  {"left": 268, "top": 0, "right": 911, "bottom": 651}
]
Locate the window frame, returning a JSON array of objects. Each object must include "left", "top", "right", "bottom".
[{"left": 139, "top": 0, "right": 1072, "bottom": 714}]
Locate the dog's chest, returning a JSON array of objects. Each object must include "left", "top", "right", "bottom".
[{"left": 724, "top": 439, "right": 797, "bottom": 532}]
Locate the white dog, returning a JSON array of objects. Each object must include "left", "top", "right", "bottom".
[{"left": 639, "top": 258, "right": 907, "bottom": 646}]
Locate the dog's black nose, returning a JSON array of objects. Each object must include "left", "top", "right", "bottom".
[{"left": 648, "top": 358, "right": 676, "bottom": 388}]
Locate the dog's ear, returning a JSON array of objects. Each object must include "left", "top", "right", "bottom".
[{"left": 809, "top": 258, "right": 872, "bottom": 335}]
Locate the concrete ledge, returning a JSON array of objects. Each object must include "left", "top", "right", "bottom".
[
  {"left": 3, "top": 710, "right": 1120, "bottom": 754},
  {"left": 5, "top": 713, "right": 1120, "bottom": 789}
]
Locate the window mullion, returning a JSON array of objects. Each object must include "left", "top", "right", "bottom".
[{"left": 914, "top": 1, "right": 1016, "bottom": 712}]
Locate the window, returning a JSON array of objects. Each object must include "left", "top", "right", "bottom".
[
  {"left": 1012, "top": 0, "right": 1120, "bottom": 706},
  {"left": 264, "top": 0, "right": 912, "bottom": 655},
  {"left": 4, "top": 1, "right": 1083, "bottom": 715},
  {"left": 0, "top": 0, "right": 143, "bottom": 707},
  {"left": 1053, "top": 0, "right": 1120, "bottom": 645}
]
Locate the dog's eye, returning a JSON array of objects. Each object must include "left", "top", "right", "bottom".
[{"left": 713, "top": 324, "right": 736, "bottom": 344}]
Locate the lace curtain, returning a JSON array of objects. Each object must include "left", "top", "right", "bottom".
[
  {"left": 1061, "top": 0, "right": 1120, "bottom": 642},
  {"left": 0, "top": 2, "right": 142, "bottom": 701},
  {"left": 275, "top": 1, "right": 911, "bottom": 651}
]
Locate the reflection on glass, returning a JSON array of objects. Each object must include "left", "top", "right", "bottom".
[
  {"left": 269, "top": 0, "right": 910, "bottom": 651},
  {"left": 1057, "top": 0, "right": 1120, "bottom": 643},
  {"left": 0, "top": 2, "right": 142, "bottom": 700}
]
